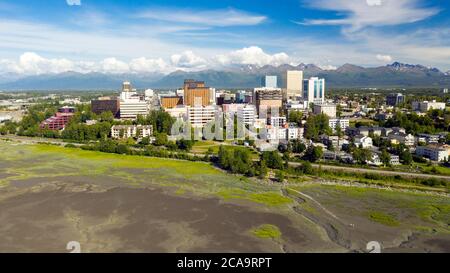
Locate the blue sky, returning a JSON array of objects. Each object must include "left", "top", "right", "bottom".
[{"left": 0, "top": 0, "right": 449, "bottom": 74}]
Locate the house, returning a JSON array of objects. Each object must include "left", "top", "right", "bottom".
[
  {"left": 388, "top": 132, "right": 415, "bottom": 146},
  {"left": 354, "top": 135, "right": 373, "bottom": 149}
]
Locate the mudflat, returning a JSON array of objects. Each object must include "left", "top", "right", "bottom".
[{"left": 0, "top": 142, "right": 449, "bottom": 253}]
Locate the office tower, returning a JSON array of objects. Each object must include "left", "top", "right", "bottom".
[
  {"left": 261, "top": 75, "right": 278, "bottom": 88},
  {"left": 253, "top": 87, "right": 283, "bottom": 115},
  {"left": 119, "top": 82, "right": 148, "bottom": 119},
  {"left": 386, "top": 93, "right": 405, "bottom": 106},
  {"left": 91, "top": 97, "right": 120, "bottom": 118},
  {"left": 286, "top": 71, "right": 303, "bottom": 98},
  {"left": 183, "top": 79, "right": 211, "bottom": 107},
  {"left": 40, "top": 106, "right": 75, "bottom": 130},
  {"left": 187, "top": 105, "right": 216, "bottom": 128},
  {"left": 160, "top": 96, "right": 183, "bottom": 109},
  {"left": 122, "top": 81, "right": 132, "bottom": 92},
  {"left": 303, "top": 77, "right": 325, "bottom": 104}
]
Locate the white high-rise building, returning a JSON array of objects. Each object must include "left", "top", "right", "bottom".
[
  {"left": 119, "top": 81, "right": 149, "bottom": 119},
  {"left": 237, "top": 105, "right": 256, "bottom": 125},
  {"left": 286, "top": 71, "right": 303, "bottom": 99},
  {"left": 303, "top": 77, "right": 325, "bottom": 104},
  {"left": 188, "top": 106, "right": 216, "bottom": 128}
]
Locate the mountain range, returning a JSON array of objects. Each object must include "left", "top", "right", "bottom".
[{"left": 0, "top": 62, "right": 449, "bottom": 90}]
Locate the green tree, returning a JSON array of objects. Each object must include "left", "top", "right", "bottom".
[
  {"left": 304, "top": 146, "right": 323, "bottom": 162},
  {"left": 275, "top": 170, "right": 285, "bottom": 182},
  {"left": 154, "top": 132, "right": 168, "bottom": 146},
  {"left": 262, "top": 151, "right": 284, "bottom": 170},
  {"left": 380, "top": 150, "right": 391, "bottom": 167},
  {"left": 400, "top": 150, "right": 413, "bottom": 165}
]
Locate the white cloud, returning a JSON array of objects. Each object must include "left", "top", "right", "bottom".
[
  {"left": 129, "top": 57, "right": 169, "bottom": 73},
  {"left": 137, "top": 8, "right": 266, "bottom": 27},
  {"left": 216, "top": 46, "right": 290, "bottom": 67},
  {"left": 66, "top": 0, "right": 81, "bottom": 6},
  {"left": 170, "top": 51, "right": 208, "bottom": 69},
  {"left": 376, "top": 54, "right": 393, "bottom": 62},
  {"left": 300, "top": 0, "right": 439, "bottom": 32}
]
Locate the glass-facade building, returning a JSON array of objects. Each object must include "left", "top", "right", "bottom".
[{"left": 303, "top": 77, "right": 325, "bottom": 104}]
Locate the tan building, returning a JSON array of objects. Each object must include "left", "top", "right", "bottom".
[
  {"left": 161, "top": 96, "right": 183, "bottom": 109},
  {"left": 183, "top": 79, "right": 211, "bottom": 107},
  {"left": 253, "top": 87, "right": 284, "bottom": 115},
  {"left": 286, "top": 70, "right": 303, "bottom": 98}
]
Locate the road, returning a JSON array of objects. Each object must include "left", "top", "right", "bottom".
[
  {"left": 2, "top": 134, "right": 450, "bottom": 181},
  {"left": 288, "top": 162, "right": 450, "bottom": 181}
]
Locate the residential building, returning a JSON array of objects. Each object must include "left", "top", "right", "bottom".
[
  {"left": 91, "top": 97, "right": 120, "bottom": 118},
  {"left": 390, "top": 155, "right": 400, "bottom": 165},
  {"left": 111, "top": 125, "right": 153, "bottom": 139},
  {"left": 286, "top": 71, "right": 303, "bottom": 98},
  {"left": 354, "top": 135, "right": 373, "bottom": 149},
  {"left": 187, "top": 105, "right": 216, "bottom": 128},
  {"left": 329, "top": 119, "right": 349, "bottom": 132},
  {"left": 269, "top": 116, "right": 287, "bottom": 128},
  {"left": 40, "top": 106, "right": 75, "bottom": 130},
  {"left": 237, "top": 105, "right": 256, "bottom": 125},
  {"left": 314, "top": 103, "right": 337, "bottom": 118},
  {"left": 416, "top": 145, "right": 450, "bottom": 162},
  {"left": 266, "top": 127, "right": 287, "bottom": 141},
  {"left": 261, "top": 75, "right": 278, "bottom": 88},
  {"left": 386, "top": 93, "right": 405, "bottom": 106},
  {"left": 412, "top": 100, "right": 446, "bottom": 112},
  {"left": 388, "top": 132, "right": 415, "bottom": 146},
  {"left": 417, "top": 134, "right": 440, "bottom": 144},
  {"left": 287, "top": 125, "right": 304, "bottom": 140},
  {"left": 183, "top": 79, "right": 211, "bottom": 107},
  {"left": 303, "top": 77, "right": 325, "bottom": 104}
]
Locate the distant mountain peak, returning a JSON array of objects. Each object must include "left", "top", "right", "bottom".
[
  {"left": 337, "top": 63, "right": 365, "bottom": 73},
  {"left": 387, "top": 62, "right": 441, "bottom": 73}
]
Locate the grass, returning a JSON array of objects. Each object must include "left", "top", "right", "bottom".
[
  {"left": 368, "top": 211, "right": 400, "bottom": 227},
  {"left": 251, "top": 224, "right": 282, "bottom": 240},
  {"left": 0, "top": 142, "right": 291, "bottom": 210},
  {"left": 191, "top": 141, "right": 221, "bottom": 154},
  {"left": 296, "top": 184, "right": 450, "bottom": 233},
  {"left": 217, "top": 189, "right": 292, "bottom": 207}
]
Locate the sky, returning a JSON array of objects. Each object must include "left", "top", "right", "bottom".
[{"left": 0, "top": 0, "right": 449, "bottom": 75}]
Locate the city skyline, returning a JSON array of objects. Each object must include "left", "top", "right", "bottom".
[{"left": 0, "top": 0, "right": 449, "bottom": 76}]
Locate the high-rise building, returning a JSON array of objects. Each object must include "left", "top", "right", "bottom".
[
  {"left": 160, "top": 96, "right": 183, "bottom": 109},
  {"left": 91, "top": 97, "right": 120, "bottom": 118},
  {"left": 119, "top": 81, "right": 148, "bottom": 119},
  {"left": 122, "top": 81, "right": 132, "bottom": 92},
  {"left": 187, "top": 105, "right": 216, "bottom": 128},
  {"left": 303, "top": 77, "right": 325, "bottom": 104},
  {"left": 286, "top": 71, "right": 303, "bottom": 99},
  {"left": 183, "top": 79, "right": 211, "bottom": 107},
  {"left": 253, "top": 87, "right": 284, "bottom": 115},
  {"left": 237, "top": 105, "right": 256, "bottom": 125},
  {"left": 261, "top": 75, "right": 278, "bottom": 88},
  {"left": 386, "top": 93, "right": 405, "bottom": 106}
]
